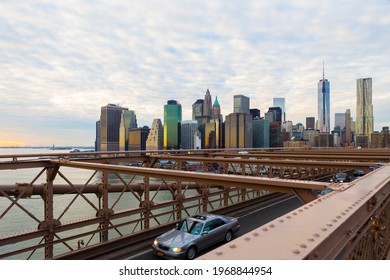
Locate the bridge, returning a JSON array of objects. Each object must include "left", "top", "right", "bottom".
[{"left": 0, "top": 148, "right": 389, "bottom": 260}]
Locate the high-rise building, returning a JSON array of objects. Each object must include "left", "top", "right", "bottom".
[
  {"left": 269, "top": 122, "right": 282, "bottom": 147},
  {"left": 356, "top": 78, "right": 374, "bottom": 142},
  {"left": 225, "top": 113, "right": 253, "bottom": 148},
  {"left": 273, "top": 98, "right": 286, "bottom": 122},
  {"left": 211, "top": 96, "right": 222, "bottom": 121},
  {"left": 128, "top": 126, "right": 150, "bottom": 152},
  {"left": 318, "top": 66, "right": 330, "bottom": 133},
  {"left": 100, "top": 104, "right": 128, "bottom": 151},
  {"left": 192, "top": 99, "right": 204, "bottom": 120},
  {"left": 95, "top": 120, "right": 101, "bottom": 152},
  {"left": 164, "top": 100, "right": 182, "bottom": 149},
  {"left": 181, "top": 120, "right": 199, "bottom": 149},
  {"left": 253, "top": 118, "right": 270, "bottom": 148},
  {"left": 203, "top": 89, "right": 212, "bottom": 117},
  {"left": 119, "top": 110, "right": 137, "bottom": 151},
  {"left": 233, "top": 95, "right": 250, "bottom": 114},
  {"left": 250, "top": 109, "right": 260, "bottom": 119},
  {"left": 146, "top": 119, "right": 163, "bottom": 151},
  {"left": 268, "top": 107, "right": 282, "bottom": 123},
  {"left": 306, "top": 117, "right": 315, "bottom": 130},
  {"left": 345, "top": 109, "right": 353, "bottom": 145},
  {"left": 335, "top": 113, "right": 345, "bottom": 129}
]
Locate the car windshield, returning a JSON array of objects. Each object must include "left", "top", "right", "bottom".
[
  {"left": 335, "top": 173, "right": 346, "bottom": 179},
  {"left": 176, "top": 218, "right": 203, "bottom": 235}
]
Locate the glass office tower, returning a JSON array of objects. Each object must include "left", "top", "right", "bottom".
[
  {"left": 164, "top": 100, "right": 182, "bottom": 149},
  {"left": 318, "top": 71, "right": 330, "bottom": 133},
  {"left": 273, "top": 98, "right": 286, "bottom": 122}
]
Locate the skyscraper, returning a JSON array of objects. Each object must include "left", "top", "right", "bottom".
[
  {"left": 345, "top": 109, "right": 353, "bottom": 146},
  {"left": 146, "top": 119, "right": 163, "bottom": 151},
  {"left": 334, "top": 113, "right": 345, "bottom": 129},
  {"left": 225, "top": 113, "right": 252, "bottom": 148},
  {"left": 273, "top": 98, "right": 286, "bottom": 122},
  {"left": 192, "top": 99, "right": 204, "bottom": 120},
  {"left": 253, "top": 118, "right": 270, "bottom": 148},
  {"left": 181, "top": 120, "right": 199, "bottom": 149},
  {"left": 119, "top": 110, "right": 137, "bottom": 151},
  {"left": 203, "top": 89, "right": 212, "bottom": 117},
  {"left": 100, "top": 104, "right": 128, "bottom": 151},
  {"left": 234, "top": 95, "right": 250, "bottom": 114},
  {"left": 356, "top": 78, "right": 373, "bottom": 142},
  {"left": 211, "top": 96, "right": 222, "bottom": 121},
  {"left": 306, "top": 117, "right": 315, "bottom": 130},
  {"left": 318, "top": 65, "right": 330, "bottom": 133},
  {"left": 164, "top": 100, "right": 182, "bottom": 149}
]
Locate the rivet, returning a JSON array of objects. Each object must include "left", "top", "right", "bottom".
[
  {"left": 300, "top": 244, "right": 307, "bottom": 248},
  {"left": 293, "top": 212, "right": 298, "bottom": 215},
  {"left": 304, "top": 207, "right": 308, "bottom": 210},
  {"left": 332, "top": 219, "right": 338, "bottom": 223},
  {"left": 309, "top": 204, "right": 314, "bottom": 207},
  {"left": 322, "top": 228, "right": 327, "bottom": 231},
  {"left": 216, "top": 251, "right": 223, "bottom": 256},
  {"left": 299, "top": 209, "right": 303, "bottom": 212},
  {"left": 229, "top": 244, "right": 237, "bottom": 249},
  {"left": 314, "top": 233, "right": 320, "bottom": 238},
  {"left": 269, "top": 224, "right": 275, "bottom": 228},
  {"left": 262, "top": 228, "right": 268, "bottom": 232},
  {"left": 326, "top": 224, "right": 333, "bottom": 227},
  {"left": 308, "top": 238, "right": 315, "bottom": 242},
  {"left": 292, "top": 249, "right": 300, "bottom": 254},
  {"left": 244, "top": 237, "right": 251, "bottom": 241},
  {"left": 336, "top": 216, "right": 341, "bottom": 219},
  {"left": 286, "top": 215, "right": 291, "bottom": 219},
  {"left": 252, "top": 232, "right": 259, "bottom": 237}
]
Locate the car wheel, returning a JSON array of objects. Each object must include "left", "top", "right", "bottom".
[
  {"left": 186, "top": 246, "right": 197, "bottom": 260},
  {"left": 225, "top": 230, "right": 233, "bottom": 242}
]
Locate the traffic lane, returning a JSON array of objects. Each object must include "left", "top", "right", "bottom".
[{"left": 128, "top": 196, "right": 302, "bottom": 260}]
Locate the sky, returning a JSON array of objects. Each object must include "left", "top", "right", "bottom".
[{"left": 0, "top": 0, "right": 389, "bottom": 146}]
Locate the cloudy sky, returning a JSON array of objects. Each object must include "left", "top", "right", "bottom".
[{"left": 0, "top": 0, "right": 389, "bottom": 146}]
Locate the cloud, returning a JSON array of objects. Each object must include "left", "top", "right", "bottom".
[{"left": 0, "top": 0, "right": 389, "bottom": 145}]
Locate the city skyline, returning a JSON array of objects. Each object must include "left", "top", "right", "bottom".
[{"left": 1, "top": 1, "right": 390, "bottom": 146}]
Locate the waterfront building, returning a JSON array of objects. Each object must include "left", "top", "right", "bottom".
[
  {"left": 356, "top": 78, "right": 374, "bottom": 143},
  {"left": 164, "top": 100, "right": 182, "bottom": 150},
  {"left": 146, "top": 119, "right": 163, "bottom": 151},
  {"left": 253, "top": 118, "right": 270, "bottom": 148},
  {"left": 100, "top": 104, "right": 128, "bottom": 151},
  {"left": 225, "top": 113, "right": 253, "bottom": 148},
  {"left": 95, "top": 120, "right": 101, "bottom": 152},
  {"left": 318, "top": 66, "right": 330, "bottom": 133},
  {"left": 273, "top": 98, "right": 286, "bottom": 122},
  {"left": 181, "top": 120, "right": 199, "bottom": 149},
  {"left": 233, "top": 95, "right": 250, "bottom": 114}
]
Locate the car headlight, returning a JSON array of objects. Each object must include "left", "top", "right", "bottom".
[
  {"left": 170, "top": 247, "right": 183, "bottom": 253},
  {"left": 153, "top": 240, "right": 159, "bottom": 247}
]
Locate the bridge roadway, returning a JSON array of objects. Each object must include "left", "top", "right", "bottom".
[{"left": 127, "top": 194, "right": 302, "bottom": 260}]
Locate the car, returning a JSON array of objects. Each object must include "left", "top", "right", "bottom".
[
  {"left": 353, "top": 169, "right": 365, "bottom": 177},
  {"left": 152, "top": 213, "right": 240, "bottom": 260},
  {"left": 330, "top": 172, "right": 351, "bottom": 183}
]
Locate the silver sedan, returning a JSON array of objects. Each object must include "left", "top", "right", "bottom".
[{"left": 152, "top": 213, "right": 240, "bottom": 260}]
